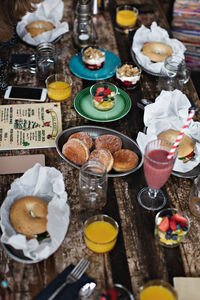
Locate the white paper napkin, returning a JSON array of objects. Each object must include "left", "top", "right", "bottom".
[
  {"left": 16, "top": 0, "right": 69, "bottom": 46},
  {"left": 136, "top": 89, "right": 200, "bottom": 173},
  {"left": 0, "top": 163, "right": 70, "bottom": 261},
  {"left": 173, "top": 277, "right": 200, "bottom": 300},
  {"left": 132, "top": 22, "right": 186, "bottom": 74}
]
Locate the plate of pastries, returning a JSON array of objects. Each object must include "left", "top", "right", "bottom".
[{"left": 56, "top": 126, "right": 144, "bottom": 177}]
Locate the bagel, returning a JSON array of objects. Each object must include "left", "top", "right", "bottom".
[
  {"left": 89, "top": 149, "right": 114, "bottom": 173},
  {"left": 62, "top": 138, "right": 89, "bottom": 165},
  {"left": 113, "top": 149, "right": 139, "bottom": 172},
  {"left": 10, "top": 196, "right": 48, "bottom": 238},
  {"left": 95, "top": 134, "right": 122, "bottom": 154},
  {"left": 142, "top": 42, "right": 173, "bottom": 62},
  {"left": 25, "top": 20, "right": 55, "bottom": 37},
  {"left": 68, "top": 132, "right": 93, "bottom": 150}
]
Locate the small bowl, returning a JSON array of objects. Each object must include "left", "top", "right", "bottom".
[
  {"left": 116, "top": 5, "right": 138, "bottom": 29},
  {"left": 81, "top": 46, "right": 106, "bottom": 71},
  {"left": 90, "top": 82, "right": 118, "bottom": 111},
  {"left": 116, "top": 63, "right": 141, "bottom": 89},
  {"left": 154, "top": 208, "right": 190, "bottom": 248},
  {"left": 45, "top": 74, "right": 72, "bottom": 102},
  {"left": 140, "top": 280, "right": 177, "bottom": 299},
  {"left": 84, "top": 214, "right": 119, "bottom": 253}
]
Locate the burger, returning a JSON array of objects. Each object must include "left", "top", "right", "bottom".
[{"left": 157, "top": 129, "right": 195, "bottom": 163}]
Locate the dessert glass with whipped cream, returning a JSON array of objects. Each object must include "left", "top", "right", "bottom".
[
  {"left": 82, "top": 46, "right": 105, "bottom": 70},
  {"left": 116, "top": 63, "right": 141, "bottom": 89}
]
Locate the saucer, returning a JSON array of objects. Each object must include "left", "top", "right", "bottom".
[
  {"left": 74, "top": 87, "right": 132, "bottom": 122},
  {"left": 69, "top": 50, "right": 121, "bottom": 80}
]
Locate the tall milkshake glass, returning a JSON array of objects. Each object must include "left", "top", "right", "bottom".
[{"left": 137, "top": 139, "right": 177, "bottom": 211}]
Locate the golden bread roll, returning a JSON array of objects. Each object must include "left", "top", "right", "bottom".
[
  {"left": 10, "top": 196, "right": 48, "bottom": 237},
  {"left": 95, "top": 134, "right": 122, "bottom": 154},
  {"left": 68, "top": 132, "right": 93, "bottom": 150},
  {"left": 113, "top": 149, "right": 139, "bottom": 172},
  {"left": 89, "top": 149, "right": 114, "bottom": 173},
  {"left": 25, "top": 20, "right": 55, "bottom": 37},
  {"left": 142, "top": 42, "right": 173, "bottom": 62},
  {"left": 62, "top": 138, "right": 90, "bottom": 165}
]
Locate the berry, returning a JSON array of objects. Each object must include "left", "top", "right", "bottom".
[
  {"left": 180, "top": 222, "right": 188, "bottom": 228},
  {"left": 176, "top": 224, "right": 181, "bottom": 229},
  {"left": 96, "top": 87, "right": 104, "bottom": 94},
  {"left": 167, "top": 229, "right": 172, "bottom": 234},
  {"left": 174, "top": 213, "right": 188, "bottom": 223},
  {"left": 104, "top": 85, "right": 108, "bottom": 89},
  {"left": 172, "top": 234, "right": 178, "bottom": 240},
  {"left": 166, "top": 234, "right": 171, "bottom": 240},
  {"left": 158, "top": 217, "right": 170, "bottom": 232},
  {"left": 103, "top": 88, "right": 111, "bottom": 95},
  {"left": 169, "top": 216, "right": 177, "bottom": 231},
  {"left": 182, "top": 226, "right": 188, "bottom": 231},
  {"left": 99, "top": 92, "right": 103, "bottom": 96}
]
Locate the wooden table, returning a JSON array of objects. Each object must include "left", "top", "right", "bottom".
[{"left": 0, "top": 0, "right": 200, "bottom": 299}]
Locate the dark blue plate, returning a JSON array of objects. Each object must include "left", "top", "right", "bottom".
[{"left": 69, "top": 50, "right": 121, "bottom": 80}]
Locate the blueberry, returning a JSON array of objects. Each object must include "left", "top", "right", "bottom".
[
  {"left": 104, "top": 85, "right": 108, "bottom": 89},
  {"left": 166, "top": 234, "right": 171, "bottom": 240},
  {"left": 167, "top": 229, "right": 172, "bottom": 234},
  {"left": 176, "top": 224, "right": 181, "bottom": 229},
  {"left": 92, "top": 91, "right": 96, "bottom": 96},
  {"left": 99, "top": 92, "right": 103, "bottom": 96},
  {"left": 103, "top": 97, "right": 108, "bottom": 101},
  {"left": 172, "top": 234, "right": 178, "bottom": 240},
  {"left": 182, "top": 226, "right": 188, "bottom": 231},
  {"left": 111, "top": 97, "right": 114, "bottom": 100},
  {"left": 166, "top": 214, "right": 172, "bottom": 218}
]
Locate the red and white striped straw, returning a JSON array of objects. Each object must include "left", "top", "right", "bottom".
[{"left": 167, "top": 109, "right": 195, "bottom": 159}]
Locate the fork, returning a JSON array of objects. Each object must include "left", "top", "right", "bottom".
[{"left": 48, "top": 258, "right": 90, "bottom": 300}]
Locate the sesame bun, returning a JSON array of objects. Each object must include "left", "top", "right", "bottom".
[
  {"left": 89, "top": 149, "right": 114, "bottom": 172},
  {"left": 142, "top": 42, "right": 173, "bottom": 62},
  {"left": 10, "top": 196, "right": 48, "bottom": 237},
  {"left": 157, "top": 129, "right": 194, "bottom": 158},
  {"left": 113, "top": 149, "right": 139, "bottom": 172},
  {"left": 62, "top": 138, "right": 89, "bottom": 166}
]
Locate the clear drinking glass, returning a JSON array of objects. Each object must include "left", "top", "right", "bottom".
[
  {"left": 79, "top": 160, "right": 108, "bottom": 221},
  {"left": 137, "top": 139, "right": 177, "bottom": 211},
  {"left": 140, "top": 280, "right": 177, "bottom": 300}
]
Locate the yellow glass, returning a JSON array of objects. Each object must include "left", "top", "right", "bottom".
[
  {"left": 46, "top": 74, "right": 72, "bottom": 102},
  {"left": 116, "top": 5, "right": 138, "bottom": 28},
  {"left": 140, "top": 280, "right": 177, "bottom": 300},
  {"left": 84, "top": 215, "right": 119, "bottom": 253}
]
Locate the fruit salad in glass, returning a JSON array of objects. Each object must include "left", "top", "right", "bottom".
[
  {"left": 155, "top": 208, "right": 190, "bottom": 247},
  {"left": 90, "top": 82, "right": 118, "bottom": 111}
]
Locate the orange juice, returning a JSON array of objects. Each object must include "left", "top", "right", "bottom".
[
  {"left": 47, "top": 81, "right": 72, "bottom": 101},
  {"left": 116, "top": 10, "right": 137, "bottom": 27},
  {"left": 140, "top": 285, "right": 176, "bottom": 300},
  {"left": 84, "top": 220, "right": 118, "bottom": 253}
]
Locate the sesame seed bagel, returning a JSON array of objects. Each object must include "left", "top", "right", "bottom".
[
  {"left": 10, "top": 196, "right": 48, "bottom": 237},
  {"left": 89, "top": 149, "right": 114, "bottom": 173},
  {"left": 62, "top": 138, "right": 89, "bottom": 165},
  {"left": 113, "top": 149, "right": 139, "bottom": 172},
  {"left": 142, "top": 42, "right": 173, "bottom": 62}
]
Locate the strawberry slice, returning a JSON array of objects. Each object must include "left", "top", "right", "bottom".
[
  {"left": 103, "top": 88, "right": 111, "bottom": 95},
  {"left": 169, "top": 216, "right": 177, "bottom": 231},
  {"left": 96, "top": 87, "right": 105, "bottom": 95},
  {"left": 94, "top": 96, "right": 104, "bottom": 103},
  {"left": 158, "top": 217, "right": 170, "bottom": 232},
  {"left": 174, "top": 213, "right": 188, "bottom": 223}
]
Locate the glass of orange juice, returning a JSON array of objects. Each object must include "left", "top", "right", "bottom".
[
  {"left": 140, "top": 280, "right": 177, "bottom": 300},
  {"left": 84, "top": 214, "right": 119, "bottom": 253},
  {"left": 46, "top": 74, "right": 72, "bottom": 102},
  {"left": 116, "top": 5, "right": 138, "bottom": 31}
]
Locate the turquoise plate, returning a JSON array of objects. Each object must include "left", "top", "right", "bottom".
[
  {"left": 74, "top": 87, "right": 132, "bottom": 122},
  {"left": 69, "top": 50, "right": 121, "bottom": 80}
]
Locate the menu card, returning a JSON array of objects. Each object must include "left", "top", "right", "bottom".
[{"left": 0, "top": 103, "right": 62, "bottom": 150}]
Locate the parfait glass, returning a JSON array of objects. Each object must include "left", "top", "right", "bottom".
[{"left": 137, "top": 139, "right": 177, "bottom": 211}]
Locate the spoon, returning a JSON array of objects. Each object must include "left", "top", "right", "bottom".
[{"left": 78, "top": 282, "right": 96, "bottom": 299}]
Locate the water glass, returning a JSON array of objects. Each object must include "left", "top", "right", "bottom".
[{"left": 79, "top": 160, "right": 108, "bottom": 220}]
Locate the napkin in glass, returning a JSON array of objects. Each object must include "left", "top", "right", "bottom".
[
  {"left": 33, "top": 264, "right": 95, "bottom": 300},
  {"left": 132, "top": 22, "right": 186, "bottom": 74},
  {"left": 136, "top": 89, "right": 200, "bottom": 173},
  {"left": 0, "top": 163, "right": 70, "bottom": 261},
  {"left": 173, "top": 277, "right": 200, "bottom": 300},
  {"left": 16, "top": 0, "right": 69, "bottom": 46}
]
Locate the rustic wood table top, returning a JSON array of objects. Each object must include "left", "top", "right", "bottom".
[{"left": 0, "top": 0, "right": 200, "bottom": 299}]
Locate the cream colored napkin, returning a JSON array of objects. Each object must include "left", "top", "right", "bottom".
[
  {"left": 173, "top": 277, "right": 200, "bottom": 300},
  {"left": 132, "top": 22, "right": 186, "bottom": 74},
  {"left": 16, "top": 0, "right": 69, "bottom": 46}
]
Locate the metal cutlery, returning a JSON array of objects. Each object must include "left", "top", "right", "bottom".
[{"left": 48, "top": 258, "right": 90, "bottom": 300}]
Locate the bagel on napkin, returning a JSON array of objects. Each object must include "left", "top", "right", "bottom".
[
  {"left": 158, "top": 129, "right": 195, "bottom": 163},
  {"left": 10, "top": 196, "right": 49, "bottom": 240},
  {"left": 142, "top": 42, "right": 173, "bottom": 62}
]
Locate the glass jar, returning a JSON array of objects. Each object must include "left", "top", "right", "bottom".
[{"left": 189, "top": 176, "right": 200, "bottom": 218}]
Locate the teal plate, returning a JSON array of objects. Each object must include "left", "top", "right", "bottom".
[{"left": 74, "top": 87, "right": 132, "bottom": 122}]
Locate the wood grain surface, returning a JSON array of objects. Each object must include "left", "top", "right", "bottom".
[{"left": 0, "top": 0, "right": 200, "bottom": 299}]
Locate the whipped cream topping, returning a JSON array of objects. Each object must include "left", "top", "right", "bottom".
[
  {"left": 83, "top": 47, "right": 105, "bottom": 65},
  {"left": 116, "top": 64, "right": 140, "bottom": 84}
]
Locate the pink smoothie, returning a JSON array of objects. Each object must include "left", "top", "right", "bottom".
[{"left": 144, "top": 149, "right": 174, "bottom": 190}]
